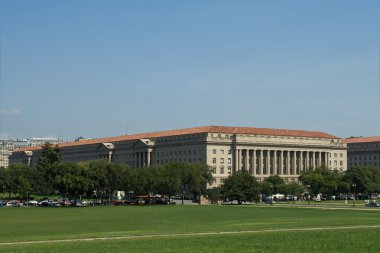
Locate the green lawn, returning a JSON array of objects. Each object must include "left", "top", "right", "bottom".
[{"left": 0, "top": 205, "right": 379, "bottom": 252}]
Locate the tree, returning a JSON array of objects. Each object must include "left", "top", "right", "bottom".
[
  {"left": 206, "top": 187, "right": 222, "bottom": 204},
  {"left": 54, "top": 163, "right": 91, "bottom": 198},
  {"left": 35, "top": 142, "right": 61, "bottom": 195},
  {"left": 131, "top": 166, "right": 159, "bottom": 204},
  {"left": 263, "top": 175, "right": 285, "bottom": 194},
  {"left": 343, "top": 167, "right": 380, "bottom": 195},
  {"left": 299, "top": 167, "right": 341, "bottom": 196},
  {"left": 221, "top": 170, "right": 260, "bottom": 204},
  {"left": 7, "top": 164, "right": 37, "bottom": 200},
  {"left": 280, "top": 182, "right": 305, "bottom": 199},
  {"left": 86, "top": 160, "right": 127, "bottom": 205}
]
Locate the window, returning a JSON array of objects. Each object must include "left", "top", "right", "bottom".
[
  {"left": 334, "top": 153, "right": 337, "bottom": 158},
  {"left": 221, "top": 150, "right": 224, "bottom": 155},
  {"left": 340, "top": 161, "right": 343, "bottom": 166},
  {"left": 228, "top": 158, "right": 231, "bottom": 164},
  {"left": 213, "top": 149, "right": 217, "bottom": 154},
  {"left": 340, "top": 153, "right": 343, "bottom": 158},
  {"left": 220, "top": 166, "right": 224, "bottom": 174},
  {"left": 212, "top": 167, "right": 216, "bottom": 174},
  {"left": 212, "top": 158, "right": 217, "bottom": 164},
  {"left": 228, "top": 149, "right": 231, "bottom": 154},
  {"left": 227, "top": 167, "right": 232, "bottom": 174}
]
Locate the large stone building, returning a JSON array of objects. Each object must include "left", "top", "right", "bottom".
[
  {"left": 10, "top": 126, "right": 347, "bottom": 186},
  {"left": 343, "top": 136, "right": 380, "bottom": 169}
]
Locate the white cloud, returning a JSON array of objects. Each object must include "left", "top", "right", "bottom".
[{"left": 0, "top": 108, "right": 22, "bottom": 116}]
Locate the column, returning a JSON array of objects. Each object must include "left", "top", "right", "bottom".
[
  {"left": 266, "top": 150, "right": 270, "bottom": 175},
  {"left": 238, "top": 149, "right": 242, "bottom": 171},
  {"left": 306, "top": 151, "right": 310, "bottom": 170},
  {"left": 108, "top": 151, "right": 113, "bottom": 163},
  {"left": 234, "top": 148, "right": 239, "bottom": 172},
  {"left": 312, "top": 152, "right": 316, "bottom": 169},
  {"left": 286, "top": 151, "right": 290, "bottom": 175},
  {"left": 300, "top": 151, "right": 304, "bottom": 172},
  {"left": 273, "top": 150, "right": 277, "bottom": 175},
  {"left": 293, "top": 151, "right": 297, "bottom": 175},
  {"left": 147, "top": 151, "right": 151, "bottom": 167},
  {"left": 136, "top": 152, "right": 140, "bottom": 168},
  {"left": 324, "top": 152, "right": 328, "bottom": 168},
  {"left": 245, "top": 149, "right": 249, "bottom": 172},
  {"left": 326, "top": 152, "right": 330, "bottom": 168},
  {"left": 318, "top": 152, "right": 322, "bottom": 167},
  {"left": 252, "top": 149, "right": 256, "bottom": 175},
  {"left": 279, "top": 150, "right": 283, "bottom": 175},
  {"left": 260, "top": 149, "right": 264, "bottom": 176}
]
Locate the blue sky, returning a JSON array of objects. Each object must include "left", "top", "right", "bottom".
[{"left": 0, "top": 1, "right": 379, "bottom": 140}]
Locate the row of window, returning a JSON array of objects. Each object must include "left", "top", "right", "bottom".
[
  {"left": 350, "top": 162, "right": 378, "bottom": 167},
  {"left": 156, "top": 158, "right": 202, "bottom": 164},
  {"left": 212, "top": 149, "right": 232, "bottom": 155},
  {"left": 349, "top": 156, "right": 378, "bottom": 161},
  {"left": 211, "top": 166, "right": 232, "bottom": 175},
  {"left": 212, "top": 157, "right": 232, "bottom": 164},
  {"left": 156, "top": 150, "right": 200, "bottom": 157}
]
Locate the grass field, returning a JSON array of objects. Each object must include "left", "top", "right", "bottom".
[{"left": 0, "top": 204, "right": 379, "bottom": 252}]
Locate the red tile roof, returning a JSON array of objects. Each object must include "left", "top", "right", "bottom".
[
  {"left": 14, "top": 125, "right": 339, "bottom": 153},
  {"left": 343, "top": 136, "right": 380, "bottom": 144}
]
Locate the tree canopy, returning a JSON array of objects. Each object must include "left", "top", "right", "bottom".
[{"left": 221, "top": 170, "right": 260, "bottom": 204}]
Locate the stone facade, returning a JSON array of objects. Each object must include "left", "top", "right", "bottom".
[
  {"left": 344, "top": 137, "right": 380, "bottom": 169},
  {"left": 10, "top": 126, "right": 347, "bottom": 187}
]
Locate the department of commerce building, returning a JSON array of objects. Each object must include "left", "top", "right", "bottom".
[
  {"left": 344, "top": 136, "right": 380, "bottom": 169},
  {"left": 10, "top": 126, "right": 347, "bottom": 187}
]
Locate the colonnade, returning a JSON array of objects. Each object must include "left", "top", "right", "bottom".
[
  {"left": 234, "top": 148, "right": 329, "bottom": 176},
  {"left": 135, "top": 151, "right": 152, "bottom": 168}
]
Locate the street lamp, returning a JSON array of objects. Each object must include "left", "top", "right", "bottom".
[
  {"left": 352, "top": 184, "right": 357, "bottom": 207},
  {"left": 306, "top": 185, "right": 311, "bottom": 205}
]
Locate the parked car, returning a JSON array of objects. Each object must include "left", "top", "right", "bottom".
[
  {"left": 6, "top": 200, "right": 22, "bottom": 207},
  {"left": 0, "top": 201, "right": 5, "bottom": 207},
  {"left": 26, "top": 200, "right": 39, "bottom": 206},
  {"left": 366, "top": 201, "right": 380, "bottom": 208},
  {"left": 74, "top": 201, "right": 88, "bottom": 207},
  {"left": 39, "top": 199, "right": 61, "bottom": 207}
]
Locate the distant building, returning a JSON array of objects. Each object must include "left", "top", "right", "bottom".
[
  {"left": 343, "top": 136, "right": 380, "bottom": 169},
  {"left": 28, "top": 137, "right": 63, "bottom": 147},
  {"left": 10, "top": 126, "right": 347, "bottom": 186},
  {"left": 0, "top": 139, "right": 14, "bottom": 168},
  {"left": 13, "top": 139, "right": 29, "bottom": 149},
  {"left": 0, "top": 137, "right": 63, "bottom": 167}
]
